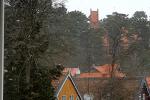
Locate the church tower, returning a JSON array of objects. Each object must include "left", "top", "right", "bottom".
[{"left": 89, "top": 9, "right": 99, "bottom": 29}]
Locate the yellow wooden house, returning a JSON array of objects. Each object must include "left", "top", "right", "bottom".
[{"left": 52, "top": 73, "right": 82, "bottom": 100}]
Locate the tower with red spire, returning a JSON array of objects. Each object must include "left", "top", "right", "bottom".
[{"left": 89, "top": 9, "right": 99, "bottom": 29}]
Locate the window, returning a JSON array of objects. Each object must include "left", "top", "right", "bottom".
[
  {"left": 76, "top": 96, "right": 80, "bottom": 100},
  {"left": 62, "top": 95, "right": 66, "bottom": 100},
  {"left": 70, "top": 95, "right": 74, "bottom": 100}
]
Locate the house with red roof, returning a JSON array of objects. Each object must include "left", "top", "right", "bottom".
[{"left": 78, "top": 64, "right": 125, "bottom": 78}]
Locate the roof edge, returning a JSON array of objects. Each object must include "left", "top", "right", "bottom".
[{"left": 56, "top": 73, "right": 83, "bottom": 100}]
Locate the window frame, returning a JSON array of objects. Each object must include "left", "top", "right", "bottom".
[
  {"left": 70, "top": 95, "right": 74, "bottom": 100},
  {"left": 62, "top": 95, "right": 66, "bottom": 100},
  {"left": 76, "top": 96, "right": 80, "bottom": 100}
]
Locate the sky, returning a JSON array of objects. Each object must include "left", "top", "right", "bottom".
[{"left": 65, "top": 0, "right": 150, "bottom": 19}]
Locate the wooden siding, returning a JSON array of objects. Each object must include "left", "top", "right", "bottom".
[{"left": 58, "top": 78, "right": 80, "bottom": 100}]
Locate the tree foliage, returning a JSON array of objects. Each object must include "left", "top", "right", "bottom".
[
  {"left": 4, "top": 0, "right": 67, "bottom": 100},
  {"left": 4, "top": 0, "right": 150, "bottom": 99}
]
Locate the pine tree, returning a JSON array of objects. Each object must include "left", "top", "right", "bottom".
[{"left": 4, "top": 0, "right": 66, "bottom": 99}]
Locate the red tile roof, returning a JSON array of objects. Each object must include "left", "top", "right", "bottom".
[
  {"left": 94, "top": 64, "right": 118, "bottom": 74},
  {"left": 79, "top": 73, "right": 110, "bottom": 78},
  {"left": 79, "top": 64, "right": 125, "bottom": 78},
  {"left": 63, "top": 68, "right": 80, "bottom": 76}
]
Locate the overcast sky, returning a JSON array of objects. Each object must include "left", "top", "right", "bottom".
[{"left": 65, "top": 0, "right": 150, "bottom": 19}]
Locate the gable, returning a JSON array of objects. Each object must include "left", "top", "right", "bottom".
[
  {"left": 55, "top": 74, "right": 82, "bottom": 100},
  {"left": 58, "top": 78, "right": 80, "bottom": 100}
]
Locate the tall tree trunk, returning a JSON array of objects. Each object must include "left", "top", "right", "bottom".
[{"left": 26, "top": 65, "right": 30, "bottom": 84}]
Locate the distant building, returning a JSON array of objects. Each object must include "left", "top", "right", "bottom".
[
  {"left": 52, "top": 73, "right": 82, "bottom": 100},
  {"left": 63, "top": 67, "right": 80, "bottom": 76},
  {"left": 78, "top": 64, "right": 125, "bottom": 78},
  {"left": 89, "top": 9, "right": 99, "bottom": 29}
]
